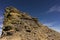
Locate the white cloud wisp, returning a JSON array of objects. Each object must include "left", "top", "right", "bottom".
[{"left": 47, "top": 5, "right": 60, "bottom": 13}]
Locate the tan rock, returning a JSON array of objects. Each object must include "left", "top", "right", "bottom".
[{"left": 0, "top": 6, "right": 60, "bottom": 40}]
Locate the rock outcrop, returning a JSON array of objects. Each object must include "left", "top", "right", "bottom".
[{"left": 0, "top": 6, "right": 60, "bottom": 40}]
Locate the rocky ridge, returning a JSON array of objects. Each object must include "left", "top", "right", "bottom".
[{"left": 0, "top": 6, "right": 60, "bottom": 40}]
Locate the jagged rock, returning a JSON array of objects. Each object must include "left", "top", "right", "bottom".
[{"left": 0, "top": 6, "right": 60, "bottom": 40}]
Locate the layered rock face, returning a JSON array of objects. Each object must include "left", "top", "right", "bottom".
[{"left": 0, "top": 6, "right": 60, "bottom": 40}]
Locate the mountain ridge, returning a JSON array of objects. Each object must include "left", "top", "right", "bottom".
[{"left": 0, "top": 6, "right": 60, "bottom": 40}]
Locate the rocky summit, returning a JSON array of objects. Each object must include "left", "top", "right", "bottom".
[{"left": 0, "top": 6, "right": 60, "bottom": 40}]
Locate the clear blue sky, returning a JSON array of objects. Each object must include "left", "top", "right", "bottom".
[{"left": 0, "top": 0, "right": 60, "bottom": 32}]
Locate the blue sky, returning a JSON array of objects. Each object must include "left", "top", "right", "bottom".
[{"left": 0, "top": 0, "right": 60, "bottom": 32}]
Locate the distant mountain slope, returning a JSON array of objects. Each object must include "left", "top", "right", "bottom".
[{"left": 0, "top": 6, "right": 60, "bottom": 40}]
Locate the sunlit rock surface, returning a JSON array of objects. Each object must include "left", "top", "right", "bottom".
[{"left": 0, "top": 6, "right": 60, "bottom": 40}]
